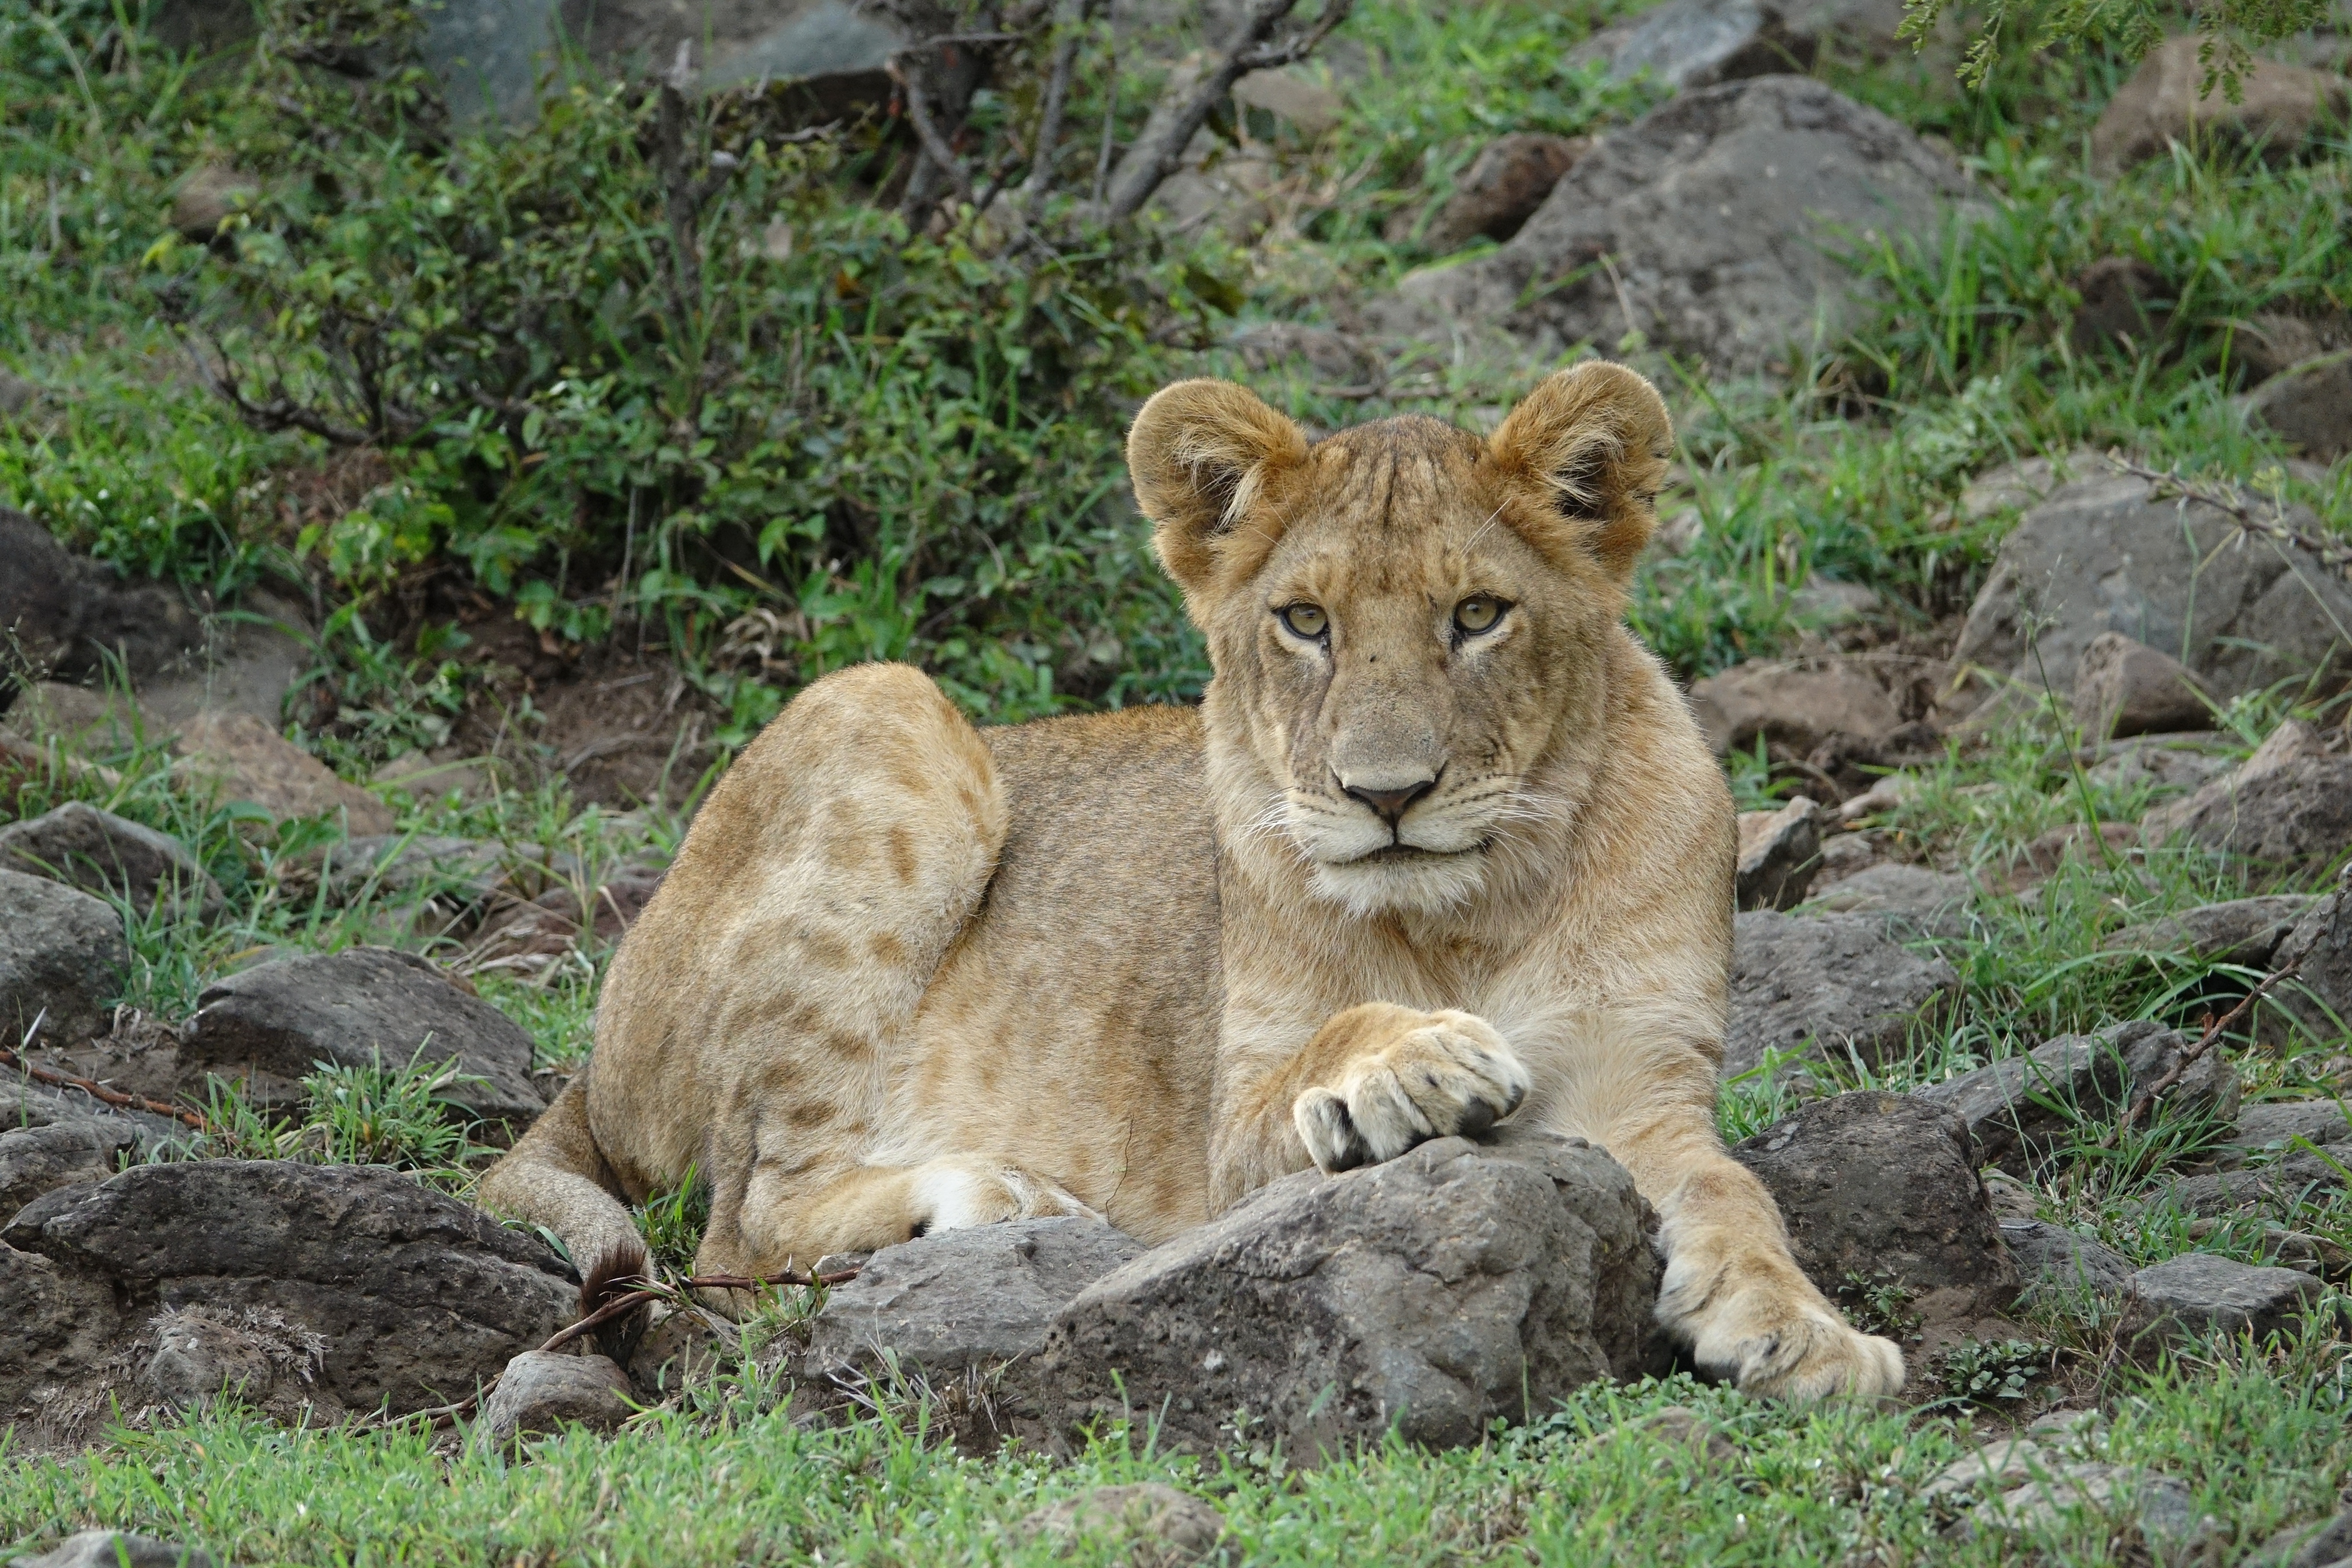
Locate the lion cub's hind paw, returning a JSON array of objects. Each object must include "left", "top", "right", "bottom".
[{"left": 1294, "top": 1009, "right": 1531, "bottom": 1173}]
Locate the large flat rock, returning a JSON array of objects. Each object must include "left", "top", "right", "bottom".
[{"left": 1, "top": 1160, "right": 576, "bottom": 1437}]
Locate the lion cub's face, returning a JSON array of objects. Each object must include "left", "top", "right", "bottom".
[{"left": 1128, "top": 364, "right": 1673, "bottom": 916}]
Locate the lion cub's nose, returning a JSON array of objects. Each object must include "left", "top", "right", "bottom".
[{"left": 1341, "top": 775, "right": 1437, "bottom": 829}]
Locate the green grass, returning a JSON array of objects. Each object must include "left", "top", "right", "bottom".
[{"left": 6, "top": 1344, "right": 2352, "bottom": 1567}]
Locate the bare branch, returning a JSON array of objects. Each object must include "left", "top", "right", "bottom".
[
  {"left": 889, "top": 52, "right": 977, "bottom": 216},
  {"left": 2106, "top": 451, "right": 2352, "bottom": 583},
  {"left": 1090, "top": 40, "right": 1118, "bottom": 206},
  {"left": 1020, "top": 0, "right": 1094, "bottom": 204},
  {"left": 178, "top": 330, "right": 375, "bottom": 447},
  {"left": 1100, "top": 0, "right": 1352, "bottom": 222}
]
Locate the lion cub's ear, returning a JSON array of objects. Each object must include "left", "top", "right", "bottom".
[
  {"left": 1129, "top": 379, "right": 1311, "bottom": 595},
  {"left": 1487, "top": 361, "right": 1673, "bottom": 584}
]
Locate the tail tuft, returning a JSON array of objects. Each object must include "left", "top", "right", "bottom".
[{"left": 579, "top": 1237, "right": 652, "bottom": 1316}]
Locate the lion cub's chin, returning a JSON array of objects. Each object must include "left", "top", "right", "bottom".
[{"left": 1307, "top": 845, "right": 1492, "bottom": 918}]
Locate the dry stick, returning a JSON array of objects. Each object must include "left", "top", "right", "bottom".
[
  {"left": 2102, "top": 961, "right": 2303, "bottom": 1148},
  {"left": 2107, "top": 452, "right": 2352, "bottom": 583},
  {"left": 888, "top": 52, "right": 977, "bottom": 212},
  {"left": 1020, "top": 0, "right": 1091, "bottom": 204},
  {"left": 0, "top": 1041, "right": 208, "bottom": 1130},
  {"left": 1089, "top": 40, "right": 1118, "bottom": 207},
  {"left": 1100, "top": 0, "right": 1353, "bottom": 222}
]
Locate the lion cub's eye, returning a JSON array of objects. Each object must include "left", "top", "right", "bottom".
[
  {"left": 1278, "top": 603, "right": 1329, "bottom": 640},
  {"left": 1453, "top": 596, "right": 1507, "bottom": 637}
]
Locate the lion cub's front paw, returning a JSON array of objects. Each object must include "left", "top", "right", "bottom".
[
  {"left": 1678, "top": 1292, "right": 1905, "bottom": 1401},
  {"left": 1292, "top": 1008, "right": 1531, "bottom": 1173}
]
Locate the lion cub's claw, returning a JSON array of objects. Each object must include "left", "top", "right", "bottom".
[{"left": 1293, "top": 1009, "right": 1531, "bottom": 1174}]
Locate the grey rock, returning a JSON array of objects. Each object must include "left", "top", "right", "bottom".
[
  {"left": 1393, "top": 78, "right": 1974, "bottom": 376},
  {"left": 1948, "top": 475, "right": 2352, "bottom": 712},
  {"left": 1018, "top": 1482, "right": 1226, "bottom": 1565},
  {"left": 0, "top": 802, "right": 224, "bottom": 920},
  {"left": 0, "top": 867, "right": 129, "bottom": 1048},
  {"left": 181, "top": 946, "right": 544, "bottom": 1126},
  {"left": 312, "top": 834, "right": 531, "bottom": 913},
  {"left": 1730, "top": 1092, "right": 2017, "bottom": 1316},
  {"left": 626, "top": 1302, "right": 739, "bottom": 1395},
  {"left": 2000, "top": 1220, "right": 2136, "bottom": 1304},
  {"left": 2270, "top": 1508, "right": 2352, "bottom": 1568},
  {"left": 475, "top": 1350, "right": 634, "bottom": 1444},
  {"left": 1420, "top": 132, "right": 1590, "bottom": 252},
  {"left": 423, "top": 0, "right": 902, "bottom": 125},
  {"left": 136, "top": 590, "right": 312, "bottom": 733},
  {"left": 803, "top": 1216, "right": 1146, "bottom": 1379},
  {"left": 0, "top": 1118, "right": 140, "bottom": 1222},
  {"left": 1799, "top": 862, "right": 1973, "bottom": 941},
  {"left": 2251, "top": 350, "right": 2352, "bottom": 464},
  {"left": 1687, "top": 657, "right": 1902, "bottom": 757},
  {"left": 1725, "top": 910, "right": 1958, "bottom": 1075},
  {"left": 1966, "top": 1463, "right": 2217, "bottom": 1556},
  {"left": 2071, "top": 631, "right": 2214, "bottom": 740},
  {"left": 2228, "top": 1099, "right": 2352, "bottom": 1156},
  {"left": 2091, "top": 35, "right": 2350, "bottom": 174},
  {"left": 1571, "top": 0, "right": 1816, "bottom": 93},
  {"left": 12, "top": 1531, "right": 217, "bottom": 1568},
  {"left": 1735, "top": 796, "right": 1822, "bottom": 912},
  {"left": 2068, "top": 255, "right": 2172, "bottom": 358},
  {"left": 0, "top": 1160, "right": 576, "bottom": 1421},
  {"left": 1916, "top": 1020, "right": 2237, "bottom": 1170},
  {"left": 2119, "top": 1252, "right": 2323, "bottom": 1351},
  {"left": 2082, "top": 731, "right": 2239, "bottom": 795},
  {"left": 2269, "top": 867, "right": 2352, "bottom": 1048},
  {"left": 2141, "top": 722, "right": 2352, "bottom": 877},
  {"left": 0, "top": 509, "right": 203, "bottom": 688},
  {"left": 141, "top": 1303, "right": 345, "bottom": 1426},
  {"left": 2101, "top": 894, "right": 2316, "bottom": 968},
  {"left": 1023, "top": 1131, "right": 1657, "bottom": 1459},
  {"left": 2155, "top": 1148, "right": 2346, "bottom": 1220},
  {"left": 2237, "top": 311, "right": 2352, "bottom": 387}
]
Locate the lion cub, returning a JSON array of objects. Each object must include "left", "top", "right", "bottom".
[{"left": 481, "top": 361, "right": 1903, "bottom": 1399}]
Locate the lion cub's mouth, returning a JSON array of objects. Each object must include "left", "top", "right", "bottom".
[{"left": 1351, "top": 842, "right": 1482, "bottom": 865}]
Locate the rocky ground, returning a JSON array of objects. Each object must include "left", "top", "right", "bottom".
[{"left": 4, "top": 0, "right": 2352, "bottom": 1557}]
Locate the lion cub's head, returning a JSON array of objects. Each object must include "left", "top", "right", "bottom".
[{"left": 1127, "top": 362, "right": 1672, "bottom": 916}]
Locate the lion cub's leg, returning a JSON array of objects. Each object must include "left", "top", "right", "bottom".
[
  {"left": 1592, "top": 1096, "right": 1904, "bottom": 1400},
  {"left": 695, "top": 1155, "right": 1096, "bottom": 1283},
  {"left": 1211, "top": 1003, "right": 1534, "bottom": 1201}
]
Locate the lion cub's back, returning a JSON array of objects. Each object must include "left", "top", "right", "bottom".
[{"left": 906, "top": 703, "right": 1225, "bottom": 1236}]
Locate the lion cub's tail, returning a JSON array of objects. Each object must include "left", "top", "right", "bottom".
[{"left": 479, "top": 1069, "right": 649, "bottom": 1308}]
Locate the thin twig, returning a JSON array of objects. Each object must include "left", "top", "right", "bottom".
[
  {"left": 0, "top": 1041, "right": 208, "bottom": 1130},
  {"left": 2107, "top": 452, "right": 2352, "bottom": 582},
  {"left": 2103, "top": 961, "right": 2303, "bottom": 1147},
  {"left": 178, "top": 329, "right": 374, "bottom": 447}
]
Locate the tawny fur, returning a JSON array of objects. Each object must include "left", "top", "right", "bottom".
[{"left": 479, "top": 362, "right": 1904, "bottom": 1399}]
